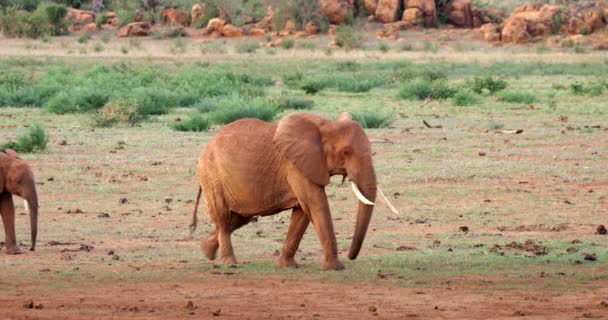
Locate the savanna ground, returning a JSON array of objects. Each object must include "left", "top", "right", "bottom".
[{"left": 1, "top": 29, "right": 608, "bottom": 319}]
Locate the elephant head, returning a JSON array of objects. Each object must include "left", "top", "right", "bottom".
[
  {"left": 0, "top": 149, "right": 39, "bottom": 251},
  {"left": 274, "top": 112, "right": 380, "bottom": 260}
]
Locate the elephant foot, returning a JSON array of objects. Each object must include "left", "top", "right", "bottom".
[
  {"left": 276, "top": 256, "right": 299, "bottom": 268},
  {"left": 5, "top": 246, "right": 22, "bottom": 255},
  {"left": 200, "top": 240, "right": 218, "bottom": 261},
  {"left": 218, "top": 254, "right": 237, "bottom": 265},
  {"left": 321, "top": 259, "right": 345, "bottom": 271}
]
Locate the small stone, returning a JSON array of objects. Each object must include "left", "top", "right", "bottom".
[
  {"left": 23, "top": 300, "right": 34, "bottom": 309},
  {"left": 596, "top": 225, "right": 607, "bottom": 235},
  {"left": 583, "top": 253, "right": 597, "bottom": 261},
  {"left": 212, "top": 309, "right": 221, "bottom": 316},
  {"left": 459, "top": 226, "right": 469, "bottom": 233},
  {"left": 368, "top": 306, "right": 377, "bottom": 312},
  {"left": 58, "top": 140, "right": 67, "bottom": 145},
  {"left": 119, "top": 198, "right": 128, "bottom": 204}
]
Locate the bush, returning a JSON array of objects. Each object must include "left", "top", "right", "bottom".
[
  {"left": 92, "top": 99, "right": 142, "bottom": 127},
  {"left": 336, "top": 60, "right": 360, "bottom": 72},
  {"left": 351, "top": 111, "right": 394, "bottom": 128},
  {"left": 398, "top": 78, "right": 455, "bottom": 100},
  {"left": 282, "top": 72, "right": 304, "bottom": 88},
  {"left": 45, "top": 4, "right": 68, "bottom": 35},
  {"left": 334, "top": 25, "right": 363, "bottom": 50},
  {"left": 281, "top": 38, "right": 295, "bottom": 49},
  {"left": 78, "top": 32, "right": 91, "bottom": 43},
  {"left": 335, "top": 78, "right": 382, "bottom": 93},
  {"left": 468, "top": 76, "right": 507, "bottom": 94},
  {"left": 277, "top": 97, "right": 314, "bottom": 110},
  {"left": 45, "top": 87, "right": 109, "bottom": 114},
  {"left": 0, "top": 124, "right": 48, "bottom": 153},
  {"left": 170, "top": 113, "right": 210, "bottom": 132},
  {"left": 451, "top": 89, "right": 482, "bottom": 106},
  {"left": 497, "top": 90, "right": 536, "bottom": 104},
  {"left": 235, "top": 40, "right": 259, "bottom": 54},
  {"left": 569, "top": 81, "right": 606, "bottom": 96},
  {"left": 128, "top": 87, "right": 175, "bottom": 116},
  {"left": 300, "top": 80, "right": 328, "bottom": 95},
  {"left": 208, "top": 95, "right": 278, "bottom": 124},
  {"left": 0, "top": 6, "right": 49, "bottom": 38}
]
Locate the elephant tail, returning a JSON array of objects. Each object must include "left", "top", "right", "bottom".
[{"left": 189, "top": 186, "right": 202, "bottom": 238}]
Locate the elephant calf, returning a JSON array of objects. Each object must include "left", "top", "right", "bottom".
[
  {"left": 190, "top": 112, "right": 383, "bottom": 270},
  {"left": 0, "top": 149, "right": 39, "bottom": 254}
]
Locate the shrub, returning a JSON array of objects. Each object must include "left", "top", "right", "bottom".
[
  {"left": 170, "top": 113, "right": 210, "bottom": 132},
  {"left": 569, "top": 81, "right": 606, "bottom": 96},
  {"left": 378, "top": 42, "right": 389, "bottom": 53},
  {"left": 281, "top": 38, "right": 295, "bottom": 49},
  {"left": 78, "top": 32, "right": 91, "bottom": 43},
  {"left": 282, "top": 72, "right": 304, "bottom": 88},
  {"left": 0, "top": 124, "right": 48, "bottom": 153},
  {"left": 351, "top": 111, "right": 394, "bottom": 128},
  {"left": 468, "top": 76, "right": 507, "bottom": 94},
  {"left": 208, "top": 95, "right": 278, "bottom": 124},
  {"left": 300, "top": 80, "right": 327, "bottom": 95},
  {"left": 398, "top": 78, "right": 455, "bottom": 100},
  {"left": 497, "top": 90, "right": 536, "bottom": 104},
  {"left": 192, "top": 99, "right": 219, "bottom": 113},
  {"left": 334, "top": 25, "right": 363, "bottom": 50},
  {"left": 451, "top": 89, "right": 482, "bottom": 106},
  {"left": 1, "top": 6, "right": 49, "bottom": 38},
  {"left": 92, "top": 99, "right": 142, "bottom": 127},
  {"left": 336, "top": 60, "right": 360, "bottom": 72},
  {"left": 277, "top": 97, "right": 314, "bottom": 110},
  {"left": 128, "top": 87, "right": 175, "bottom": 116},
  {"left": 45, "top": 4, "right": 68, "bottom": 35},
  {"left": 335, "top": 78, "right": 382, "bottom": 93}
]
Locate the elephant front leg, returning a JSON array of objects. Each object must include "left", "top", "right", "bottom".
[
  {"left": 0, "top": 192, "right": 21, "bottom": 255},
  {"left": 277, "top": 207, "right": 309, "bottom": 268}
]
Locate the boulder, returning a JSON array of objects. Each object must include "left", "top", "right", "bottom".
[
  {"left": 472, "top": 7, "right": 503, "bottom": 28},
  {"left": 402, "top": 8, "right": 423, "bottom": 25},
  {"left": 501, "top": 4, "right": 561, "bottom": 44},
  {"left": 566, "top": 7, "right": 605, "bottom": 34},
  {"left": 67, "top": 8, "right": 96, "bottom": 25},
  {"left": 221, "top": 24, "right": 243, "bottom": 37},
  {"left": 84, "top": 23, "right": 98, "bottom": 33},
  {"left": 478, "top": 23, "right": 501, "bottom": 42},
  {"left": 191, "top": 3, "right": 206, "bottom": 28},
  {"left": 592, "top": 37, "right": 608, "bottom": 50},
  {"left": 375, "top": 0, "right": 400, "bottom": 23},
  {"left": 305, "top": 22, "right": 320, "bottom": 34},
  {"left": 250, "top": 28, "right": 266, "bottom": 37},
  {"left": 105, "top": 11, "right": 119, "bottom": 26},
  {"left": 364, "top": 0, "right": 379, "bottom": 15},
  {"left": 161, "top": 8, "right": 187, "bottom": 27},
  {"left": 281, "top": 20, "right": 297, "bottom": 36},
  {"left": 206, "top": 18, "right": 226, "bottom": 34},
  {"left": 404, "top": 0, "right": 436, "bottom": 27},
  {"left": 320, "top": 0, "right": 353, "bottom": 24},
  {"left": 117, "top": 22, "right": 151, "bottom": 37},
  {"left": 444, "top": 0, "right": 473, "bottom": 28}
]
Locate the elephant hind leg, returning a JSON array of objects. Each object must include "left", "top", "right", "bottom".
[
  {"left": 201, "top": 213, "right": 251, "bottom": 263},
  {"left": 277, "top": 207, "right": 309, "bottom": 268}
]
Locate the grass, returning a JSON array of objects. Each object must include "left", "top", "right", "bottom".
[
  {"left": 397, "top": 78, "right": 455, "bottom": 100},
  {"left": 277, "top": 97, "right": 315, "bottom": 110},
  {"left": 0, "top": 123, "right": 48, "bottom": 153},
  {"left": 497, "top": 90, "right": 537, "bottom": 104},
  {"left": 451, "top": 89, "right": 483, "bottom": 106},
  {"left": 170, "top": 113, "right": 210, "bottom": 132},
  {"left": 351, "top": 110, "right": 394, "bottom": 128},
  {"left": 207, "top": 95, "right": 278, "bottom": 124}
]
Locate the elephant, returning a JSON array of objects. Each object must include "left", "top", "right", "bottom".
[
  {"left": 190, "top": 112, "right": 395, "bottom": 270},
  {"left": 0, "top": 149, "right": 39, "bottom": 254}
]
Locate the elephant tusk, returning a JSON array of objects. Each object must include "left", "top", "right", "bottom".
[
  {"left": 377, "top": 186, "right": 399, "bottom": 216},
  {"left": 350, "top": 182, "right": 375, "bottom": 206},
  {"left": 24, "top": 199, "right": 30, "bottom": 213}
]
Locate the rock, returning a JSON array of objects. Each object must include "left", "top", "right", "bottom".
[
  {"left": 320, "top": 0, "right": 353, "bottom": 24},
  {"left": 250, "top": 28, "right": 266, "bottom": 37},
  {"left": 566, "top": 6, "right": 605, "bottom": 35},
  {"left": 444, "top": 0, "right": 473, "bottom": 28},
  {"left": 402, "top": 8, "right": 423, "bottom": 25},
  {"left": 84, "top": 22, "right": 97, "bottom": 33},
  {"left": 117, "top": 22, "right": 151, "bottom": 37},
  {"left": 280, "top": 20, "right": 297, "bottom": 36},
  {"left": 376, "top": 0, "right": 400, "bottom": 23},
  {"left": 364, "top": 0, "right": 378, "bottom": 15},
  {"left": 328, "top": 24, "right": 337, "bottom": 35},
  {"left": 596, "top": 224, "right": 608, "bottom": 234},
  {"left": 501, "top": 4, "right": 561, "bottom": 44},
  {"left": 161, "top": 8, "right": 187, "bottom": 27},
  {"left": 256, "top": 6, "right": 274, "bottom": 31},
  {"left": 67, "top": 8, "right": 96, "bottom": 25},
  {"left": 479, "top": 23, "right": 501, "bottom": 41},
  {"left": 105, "top": 11, "right": 119, "bottom": 26},
  {"left": 206, "top": 18, "right": 226, "bottom": 34},
  {"left": 404, "top": 0, "right": 437, "bottom": 27},
  {"left": 221, "top": 24, "right": 243, "bottom": 37},
  {"left": 191, "top": 4, "right": 207, "bottom": 28},
  {"left": 593, "top": 38, "right": 608, "bottom": 50},
  {"left": 304, "top": 22, "right": 320, "bottom": 35}
]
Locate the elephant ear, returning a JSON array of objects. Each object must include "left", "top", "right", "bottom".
[{"left": 273, "top": 113, "right": 330, "bottom": 186}]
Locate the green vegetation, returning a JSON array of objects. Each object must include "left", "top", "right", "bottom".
[
  {"left": 398, "top": 78, "right": 455, "bottom": 100},
  {"left": 92, "top": 99, "right": 142, "bottom": 127},
  {"left": 467, "top": 76, "right": 508, "bottom": 94},
  {"left": 497, "top": 90, "right": 537, "bottom": 104},
  {"left": 207, "top": 95, "right": 278, "bottom": 124},
  {"left": 0, "top": 123, "right": 48, "bottom": 153},
  {"left": 351, "top": 110, "right": 394, "bottom": 128},
  {"left": 451, "top": 89, "right": 483, "bottom": 106},
  {"left": 170, "top": 113, "right": 211, "bottom": 132},
  {"left": 277, "top": 97, "right": 314, "bottom": 110},
  {"left": 333, "top": 25, "right": 363, "bottom": 50},
  {"left": 281, "top": 38, "right": 295, "bottom": 49}
]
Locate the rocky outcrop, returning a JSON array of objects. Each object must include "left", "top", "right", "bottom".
[
  {"left": 478, "top": 23, "right": 501, "bottom": 42},
  {"left": 117, "top": 22, "right": 151, "bottom": 37},
  {"left": 564, "top": 0, "right": 606, "bottom": 35},
  {"left": 206, "top": 18, "right": 225, "bottom": 34},
  {"left": 255, "top": 6, "right": 274, "bottom": 31},
  {"left": 501, "top": 4, "right": 561, "bottom": 43},
  {"left": 404, "top": 0, "right": 436, "bottom": 27},
  {"left": 364, "top": 0, "right": 378, "bottom": 15},
  {"left": 67, "top": 8, "right": 96, "bottom": 25},
  {"left": 191, "top": 4, "right": 206, "bottom": 28},
  {"left": 304, "top": 22, "right": 320, "bottom": 35},
  {"left": 375, "top": 0, "right": 400, "bottom": 23},
  {"left": 221, "top": 24, "right": 243, "bottom": 37},
  {"left": 320, "top": 0, "right": 353, "bottom": 24},
  {"left": 444, "top": 0, "right": 473, "bottom": 28},
  {"left": 161, "top": 8, "right": 187, "bottom": 27}
]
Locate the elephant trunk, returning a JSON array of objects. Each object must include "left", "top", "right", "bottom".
[
  {"left": 26, "top": 192, "right": 38, "bottom": 251},
  {"left": 347, "top": 168, "right": 377, "bottom": 260}
]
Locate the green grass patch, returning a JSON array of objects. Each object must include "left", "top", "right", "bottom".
[
  {"left": 497, "top": 90, "right": 537, "bottom": 104},
  {"left": 170, "top": 113, "right": 210, "bottom": 132},
  {"left": 351, "top": 110, "right": 394, "bottom": 128},
  {"left": 277, "top": 97, "right": 314, "bottom": 110},
  {"left": 451, "top": 89, "right": 483, "bottom": 106},
  {"left": 398, "top": 78, "right": 455, "bottom": 100},
  {"left": 1, "top": 123, "right": 48, "bottom": 153},
  {"left": 207, "top": 95, "right": 279, "bottom": 124}
]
